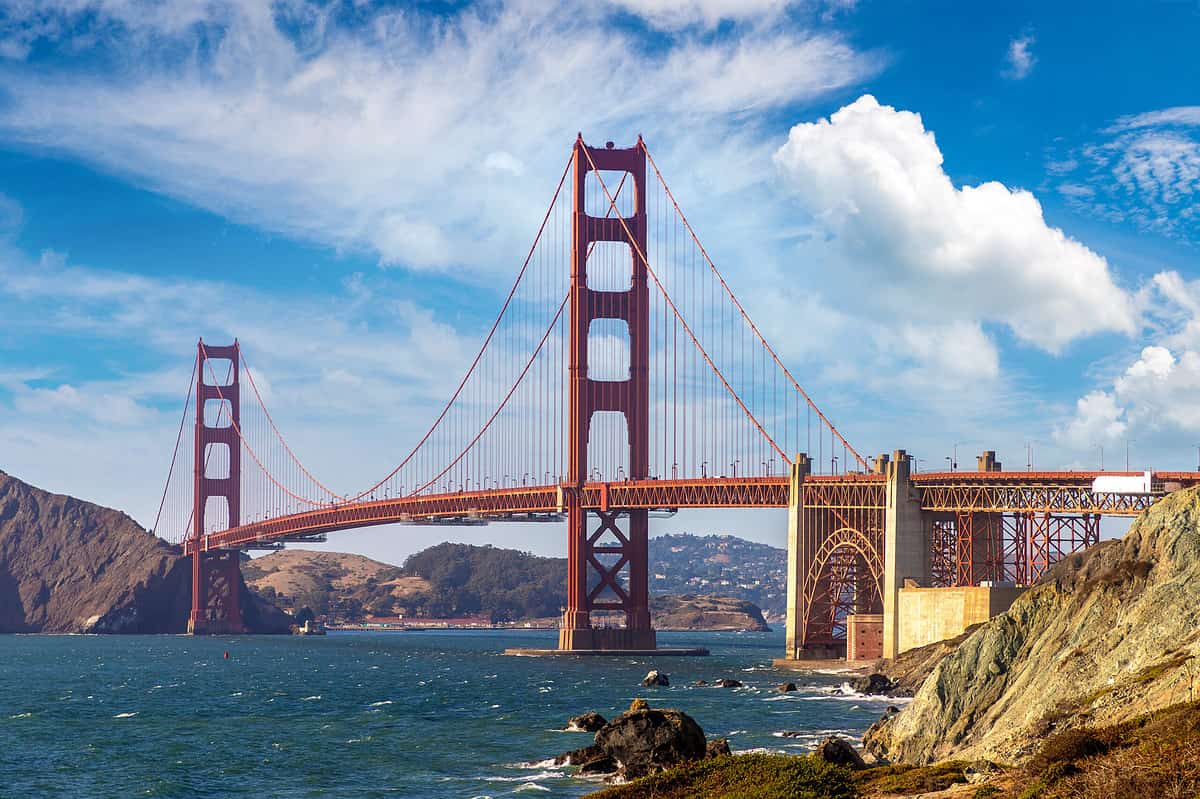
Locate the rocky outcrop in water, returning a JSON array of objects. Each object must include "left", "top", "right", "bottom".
[
  {"left": 642, "top": 669, "right": 670, "bottom": 687},
  {"left": 0, "top": 469, "right": 288, "bottom": 633},
  {"left": 567, "top": 712, "right": 608, "bottom": 732},
  {"left": 865, "top": 486, "right": 1200, "bottom": 765},
  {"left": 556, "top": 700, "right": 716, "bottom": 781}
]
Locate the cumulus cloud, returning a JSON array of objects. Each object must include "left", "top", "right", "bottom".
[
  {"left": 1004, "top": 34, "right": 1036, "bottom": 79},
  {"left": 1057, "top": 273, "right": 1200, "bottom": 459},
  {"left": 773, "top": 95, "right": 1135, "bottom": 354}
]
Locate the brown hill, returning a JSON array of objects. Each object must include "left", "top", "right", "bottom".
[
  {"left": 0, "top": 469, "right": 288, "bottom": 633},
  {"left": 242, "top": 549, "right": 429, "bottom": 619},
  {"left": 650, "top": 594, "right": 771, "bottom": 631}
]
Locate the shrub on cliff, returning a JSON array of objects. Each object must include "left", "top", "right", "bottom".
[{"left": 586, "top": 753, "right": 856, "bottom": 799}]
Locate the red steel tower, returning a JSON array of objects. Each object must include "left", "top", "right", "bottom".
[
  {"left": 189, "top": 339, "right": 245, "bottom": 635},
  {"left": 559, "top": 136, "right": 655, "bottom": 651}
]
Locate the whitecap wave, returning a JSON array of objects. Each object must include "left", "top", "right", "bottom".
[
  {"left": 484, "top": 771, "right": 563, "bottom": 783},
  {"left": 511, "top": 785, "right": 551, "bottom": 794},
  {"left": 301, "top": 695, "right": 322, "bottom": 701},
  {"left": 369, "top": 700, "right": 392, "bottom": 707},
  {"left": 114, "top": 712, "right": 138, "bottom": 718},
  {"left": 510, "top": 759, "right": 565, "bottom": 770},
  {"left": 9, "top": 712, "right": 32, "bottom": 719}
]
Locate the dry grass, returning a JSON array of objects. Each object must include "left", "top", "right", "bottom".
[{"left": 1014, "top": 700, "right": 1200, "bottom": 799}]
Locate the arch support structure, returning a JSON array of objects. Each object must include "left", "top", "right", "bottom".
[
  {"left": 559, "top": 137, "right": 654, "bottom": 651},
  {"left": 784, "top": 455, "right": 887, "bottom": 659},
  {"left": 189, "top": 339, "right": 246, "bottom": 635}
]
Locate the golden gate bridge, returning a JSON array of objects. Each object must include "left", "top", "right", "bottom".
[{"left": 152, "top": 136, "right": 1200, "bottom": 657}]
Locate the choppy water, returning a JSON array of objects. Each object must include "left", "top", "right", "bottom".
[{"left": 0, "top": 630, "right": 900, "bottom": 797}]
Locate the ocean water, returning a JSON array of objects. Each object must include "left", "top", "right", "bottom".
[{"left": 0, "top": 630, "right": 900, "bottom": 798}]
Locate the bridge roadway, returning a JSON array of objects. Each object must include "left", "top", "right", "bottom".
[{"left": 182, "top": 470, "right": 1200, "bottom": 555}]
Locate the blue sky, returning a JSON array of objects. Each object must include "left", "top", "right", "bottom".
[{"left": 0, "top": 0, "right": 1197, "bottom": 562}]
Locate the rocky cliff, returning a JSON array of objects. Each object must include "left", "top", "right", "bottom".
[
  {"left": 866, "top": 486, "right": 1200, "bottom": 765},
  {"left": 0, "top": 469, "right": 288, "bottom": 633}
]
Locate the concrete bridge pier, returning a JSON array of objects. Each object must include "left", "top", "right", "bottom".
[
  {"left": 882, "top": 450, "right": 931, "bottom": 659},
  {"left": 781, "top": 448, "right": 931, "bottom": 662},
  {"left": 783, "top": 453, "right": 812, "bottom": 660}
]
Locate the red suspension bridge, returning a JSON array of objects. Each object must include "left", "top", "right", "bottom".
[{"left": 153, "top": 136, "right": 1200, "bottom": 655}]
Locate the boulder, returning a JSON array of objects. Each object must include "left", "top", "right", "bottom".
[
  {"left": 813, "top": 736, "right": 867, "bottom": 770},
  {"left": 777, "top": 682, "right": 798, "bottom": 693},
  {"left": 566, "top": 711, "right": 607, "bottom": 732},
  {"left": 594, "top": 706, "right": 707, "bottom": 779},
  {"left": 628, "top": 698, "right": 649, "bottom": 712},
  {"left": 778, "top": 731, "right": 806, "bottom": 738},
  {"left": 578, "top": 753, "right": 618, "bottom": 775},
  {"left": 692, "top": 680, "right": 708, "bottom": 686},
  {"left": 554, "top": 744, "right": 604, "bottom": 767},
  {"left": 705, "top": 738, "right": 732, "bottom": 758},
  {"left": 713, "top": 678, "right": 742, "bottom": 688},
  {"left": 851, "top": 673, "right": 897, "bottom": 695},
  {"left": 642, "top": 669, "right": 670, "bottom": 687}
]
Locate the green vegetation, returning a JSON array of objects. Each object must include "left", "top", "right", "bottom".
[
  {"left": 852, "top": 760, "right": 969, "bottom": 795},
  {"left": 400, "top": 543, "right": 564, "bottom": 621},
  {"left": 585, "top": 753, "right": 856, "bottom": 799}
]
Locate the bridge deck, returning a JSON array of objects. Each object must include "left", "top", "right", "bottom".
[{"left": 183, "top": 471, "right": 1200, "bottom": 554}]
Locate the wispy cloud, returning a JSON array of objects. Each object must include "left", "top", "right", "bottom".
[
  {"left": 1048, "top": 105, "right": 1200, "bottom": 241},
  {"left": 0, "top": 1, "right": 881, "bottom": 275},
  {"left": 1003, "top": 33, "right": 1036, "bottom": 80}
]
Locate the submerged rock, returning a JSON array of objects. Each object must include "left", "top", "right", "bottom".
[
  {"left": 713, "top": 678, "right": 742, "bottom": 688},
  {"left": 777, "top": 682, "right": 798, "bottom": 693},
  {"left": 566, "top": 711, "right": 607, "bottom": 732},
  {"left": 641, "top": 669, "right": 670, "bottom": 687}
]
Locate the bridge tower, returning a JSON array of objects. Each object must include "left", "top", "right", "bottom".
[
  {"left": 559, "top": 136, "right": 655, "bottom": 651},
  {"left": 189, "top": 339, "right": 245, "bottom": 635}
]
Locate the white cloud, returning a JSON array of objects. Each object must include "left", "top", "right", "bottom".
[
  {"left": 606, "top": 0, "right": 793, "bottom": 28},
  {"left": 1055, "top": 390, "right": 1126, "bottom": 449},
  {"left": 1110, "top": 106, "right": 1200, "bottom": 131},
  {"left": 1058, "top": 273, "right": 1200, "bottom": 458},
  {"left": 1004, "top": 34, "right": 1036, "bottom": 80},
  {"left": 773, "top": 95, "right": 1135, "bottom": 354},
  {"left": 1050, "top": 106, "right": 1200, "bottom": 240},
  {"left": 0, "top": 1, "right": 879, "bottom": 274}
]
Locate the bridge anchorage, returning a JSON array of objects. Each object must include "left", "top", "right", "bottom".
[{"left": 153, "top": 135, "right": 1200, "bottom": 658}]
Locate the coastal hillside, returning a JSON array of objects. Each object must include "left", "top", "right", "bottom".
[
  {"left": 650, "top": 594, "right": 769, "bottom": 631},
  {"left": 245, "top": 544, "right": 772, "bottom": 630},
  {"left": 0, "top": 469, "right": 288, "bottom": 633},
  {"left": 649, "top": 534, "right": 786, "bottom": 619},
  {"left": 242, "top": 549, "right": 430, "bottom": 618},
  {"left": 866, "top": 486, "right": 1200, "bottom": 766}
]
